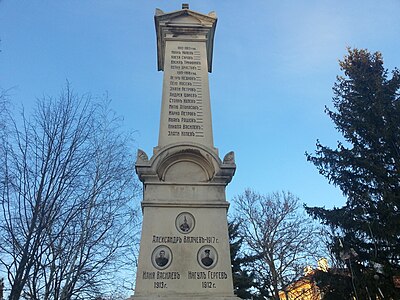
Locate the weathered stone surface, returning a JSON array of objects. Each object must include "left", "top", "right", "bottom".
[
  {"left": 154, "top": 7, "right": 217, "bottom": 152},
  {"left": 132, "top": 5, "right": 237, "bottom": 299}
]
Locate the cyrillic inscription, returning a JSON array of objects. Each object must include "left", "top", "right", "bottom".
[
  {"left": 152, "top": 235, "right": 219, "bottom": 244},
  {"left": 166, "top": 44, "right": 204, "bottom": 138}
]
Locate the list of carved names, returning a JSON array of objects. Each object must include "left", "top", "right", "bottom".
[{"left": 167, "top": 45, "right": 204, "bottom": 138}]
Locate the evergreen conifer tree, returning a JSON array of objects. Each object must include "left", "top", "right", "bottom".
[
  {"left": 229, "top": 221, "right": 256, "bottom": 299},
  {"left": 306, "top": 48, "right": 400, "bottom": 299}
]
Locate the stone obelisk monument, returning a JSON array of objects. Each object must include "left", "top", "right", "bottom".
[{"left": 132, "top": 5, "right": 237, "bottom": 299}]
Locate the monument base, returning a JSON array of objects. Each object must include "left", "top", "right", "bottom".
[{"left": 129, "top": 295, "right": 240, "bottom": 300}]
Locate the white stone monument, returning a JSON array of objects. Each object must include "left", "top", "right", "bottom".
[{"left": 131, "top": 5, "right": 237, "bottom": 300}]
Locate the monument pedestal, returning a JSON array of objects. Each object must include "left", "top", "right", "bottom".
[
  {"left": 132, "top": 296, "right": 239, "bottom": 300},
  {"left": 132, "top": 6, "right": 238, "bottom": 299}
]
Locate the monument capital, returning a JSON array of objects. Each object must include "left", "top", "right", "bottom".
[
  {"left": 155, "top": 6, "right": 217, "bottom": 72},
  {"left": 136, "top": 143, "right": 235, "bottom": 186}
]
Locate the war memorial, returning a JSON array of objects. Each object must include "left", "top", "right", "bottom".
[{"left": 131, "top": 5, "right": 238, "bottom": 299}]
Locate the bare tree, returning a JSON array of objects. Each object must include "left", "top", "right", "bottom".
[
  {"left": 0, "top": 88, "right": 9, "bottom": 137},
  {"left": 0, "top": 85, "right": 140, "bottom": 300},
  {"left": 233, "top": 190, "right": 324, "bottom": 300}
]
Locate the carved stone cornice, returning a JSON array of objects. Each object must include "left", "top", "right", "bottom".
[
  {"left": 155, "top": 8, "right": 217, "bottom": 72},
  {"left": 136, "top": 143, "right": 235, "bottom": 185}
]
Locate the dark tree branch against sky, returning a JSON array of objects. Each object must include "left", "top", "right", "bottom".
[
  {"left": 0, "top": 85, "right": 141, "bottom": 299},
  {"left": 234, "top": 190, "right": 324, "bottom": 300}
]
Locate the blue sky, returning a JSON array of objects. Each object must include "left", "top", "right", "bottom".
[{"left": 1, "top": 0, "right": 400, "bottom": 211}]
